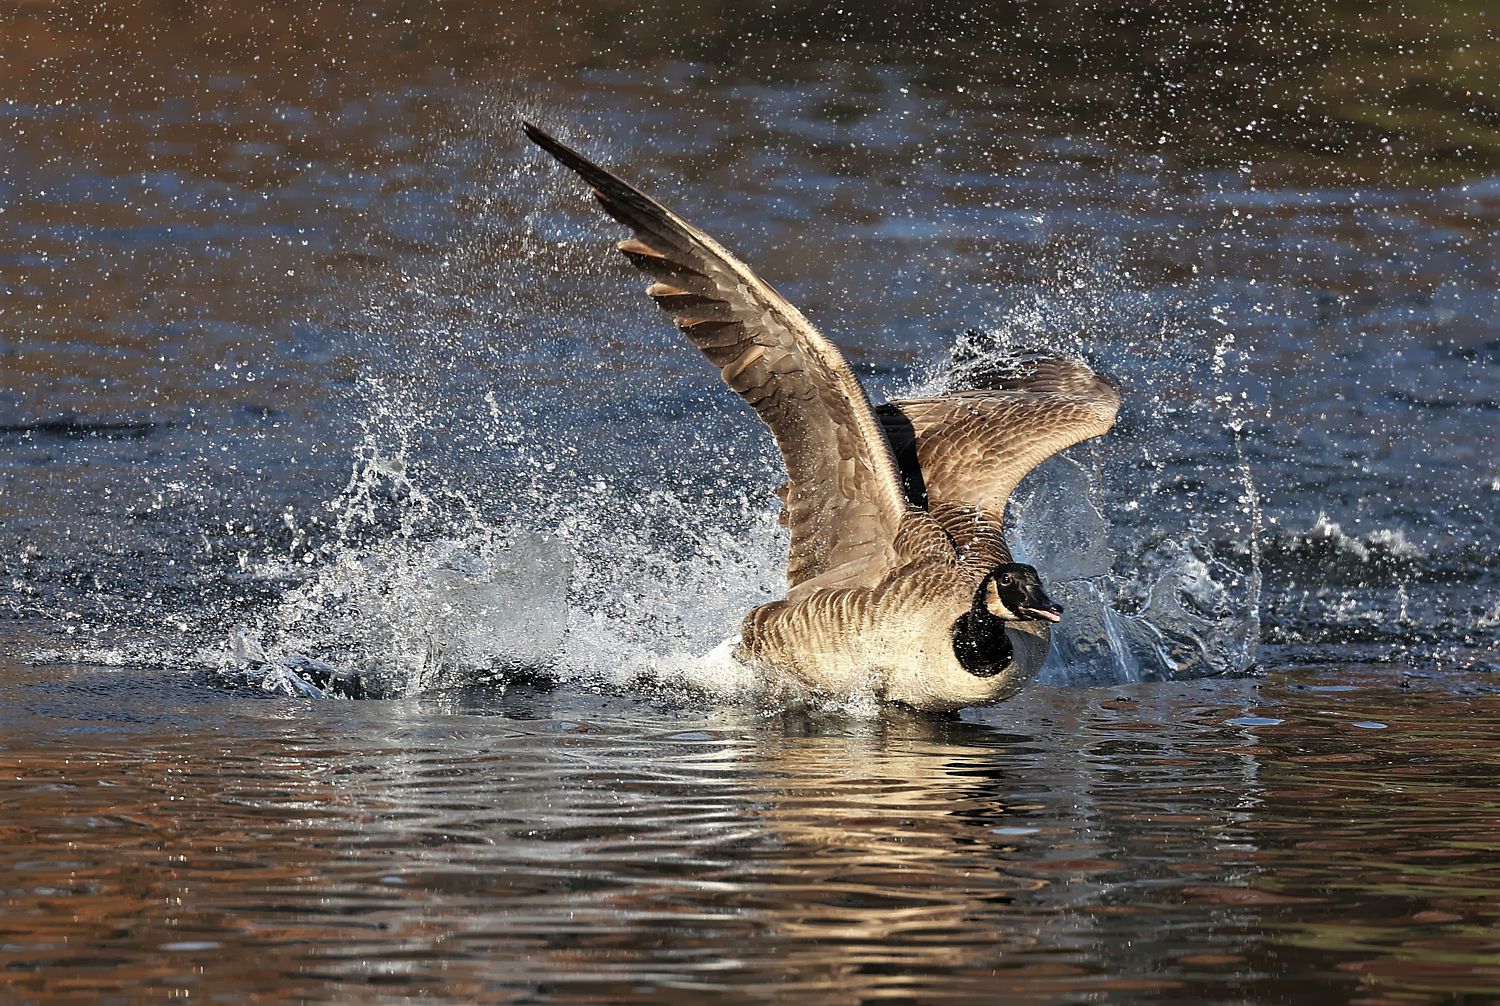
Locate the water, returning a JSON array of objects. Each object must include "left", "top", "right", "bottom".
[
  {"left": 5, "top": 660, "right": 1500, "bottom": 1004},
  {"left": 2, "top": 1, "right": 1498, "bottom": 1000}
]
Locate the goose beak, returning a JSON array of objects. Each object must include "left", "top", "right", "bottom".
[{"left": 1021, "top": 584, "right": 1063, "bottom": 623}]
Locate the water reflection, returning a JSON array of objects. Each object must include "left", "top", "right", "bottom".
[{"left": 3, "top": 663, "right": 1497, "bottom": 1003}]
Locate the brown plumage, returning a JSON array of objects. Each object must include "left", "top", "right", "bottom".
[{"left": 524, "top": 122, "right": 1120, "bottom": 711}]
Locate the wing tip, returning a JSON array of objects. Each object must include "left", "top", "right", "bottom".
[
  {"left": 522, "top": 120, "right": 673, "bottom": 238},
  {"left": 521, "top": 118, "right": 554, "bottom": 152},
  {"left": 949, "top": 343, "right": 1122, "bottom": 407},
  {"left": 521, "top": 118, "right": 585, "bottom": 170}
]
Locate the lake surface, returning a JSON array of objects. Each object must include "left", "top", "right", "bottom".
[
  {"left": 2, "top": 1, "right": 1498, "bottom": 1002},
  {"left": 5, "top": 660, "right": 1500, "bottom": 1004}
]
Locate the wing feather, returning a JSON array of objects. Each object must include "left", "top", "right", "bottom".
[
  {"left": 878, "top": 353, "right": 1120, "bottom": 563},
  {"left": 524, "top": 121, "right": 916, "bottom": 587}
]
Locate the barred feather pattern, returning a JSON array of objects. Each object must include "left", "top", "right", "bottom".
[{"left": 524, "top": 122, "right": 1117, "bottom": 710}]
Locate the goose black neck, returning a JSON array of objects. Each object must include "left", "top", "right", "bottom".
[{"left": 951, "top": 608, "right": 1014, "bottom": 678}]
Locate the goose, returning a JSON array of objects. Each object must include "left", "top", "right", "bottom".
[{"left": 523, "top": 122, "right": 1120, "bottom": 711}]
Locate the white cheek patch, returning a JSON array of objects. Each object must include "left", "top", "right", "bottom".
[{"left": 983, "top": 580, "right": 1008, "bottom": 618}]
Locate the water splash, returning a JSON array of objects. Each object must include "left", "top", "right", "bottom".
[
  {"left": 216, "top": 388, "right": 780, "bottom": 701},
  {"left": 1010, "top": 456, "right": 1260, "bottom": 684},
  {"left": 219, "top": 359, "right": 1260, "bottom": 702},
  {"left": 219, "top": 393, "right": 573, "bottom": 698},
  {"left": 947, "top": 255, "right": 1264, "bottom": 683},
  {"left": 224, "top": 530, "right": 573, "bottom": 698}
]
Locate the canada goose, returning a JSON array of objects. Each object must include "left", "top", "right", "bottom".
[{"left": 524, "top": 122, "right": 1120, "bottom": 711}]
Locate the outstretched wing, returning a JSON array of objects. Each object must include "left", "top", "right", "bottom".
[
  {"left": 878, "top": 353, "right": 1119, "bottom": 560},
  {"left": 524, "top": 122, "right": 913, "bottom": 588}
]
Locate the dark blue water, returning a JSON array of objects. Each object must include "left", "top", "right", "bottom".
[
  {"left": 5, "top": 5, "right": 1495, "bottom": 689},
  {"left": 2, "top": 3, "right": 1498, "bottom": 1001}
]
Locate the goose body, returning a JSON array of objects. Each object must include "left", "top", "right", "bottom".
[
  {"left": 743, "top": 550, "right": 1055, "bottom": 710},
  {"left": 524, "top": 123, "right": 1120, "bottom": 711}
]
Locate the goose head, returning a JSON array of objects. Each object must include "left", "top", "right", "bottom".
[
  {"left": 982, "top": 564, "right": 1063, "bottom": 623},
  {"left": 951, "top": 564, "right": 1060, "bottom": 682}
]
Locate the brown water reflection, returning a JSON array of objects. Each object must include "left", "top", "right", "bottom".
[
  {"left": 6, "top": 0, "right": 1496, "bottom": 182},
  {"left": 3, "top": 664, "right": 1498, "bottom": 1004}
]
